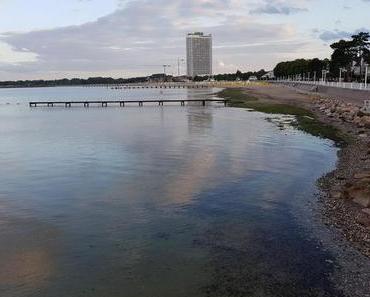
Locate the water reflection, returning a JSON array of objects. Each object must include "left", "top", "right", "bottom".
[
  {"left": 0, "top": 87, "right": 341, "bottom": 297},
  {"left": 0, "top": 217, "right": 57, "bottom": 296},
  {"left": 187, "top": 105, "right": 214, "bottom": 135}
]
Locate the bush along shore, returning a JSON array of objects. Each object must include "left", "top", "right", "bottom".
[{"left": 218, "top": 86, "right": 370, "bottom": 257}]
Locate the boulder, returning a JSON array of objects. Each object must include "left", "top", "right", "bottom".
[
  {"left": 343, "top": 175, "right": 370, "bottom": 208},
  {"left": 362, "top": 116, "right": 370, "bottom": 129},
  {"left": 357, "top": 211, "right": 370, "bottom": 228},
  {"left": 354, "top": 116, "right": 365, "bottom": 128},
  {"left": 354, "top": 172, "right": 370, "bottom": 179},
  {"left": 352, "top": 191, "right": 370, "bottom": 208},
  {"left": 363, "top": 208, "right": 370, "bottom": 216}
]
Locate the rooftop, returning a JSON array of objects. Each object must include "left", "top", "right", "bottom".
[{"left": 187, "top": 32, "right": 212, "bottom": 37}]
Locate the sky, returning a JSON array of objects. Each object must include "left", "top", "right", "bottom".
[{"left": 0, "top": 0, "right": 369, "bottom": 80}]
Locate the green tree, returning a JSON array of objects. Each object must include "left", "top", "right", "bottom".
[
  {"left": 330, "top": 40, "right": 353, "bottom": 79},
  {"left": 351, "top": 32, "right": 370, "bottom": 78}
]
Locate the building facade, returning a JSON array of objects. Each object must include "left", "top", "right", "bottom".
[{"left": 186, "top": 32, "right": 212, "bottom": 78}]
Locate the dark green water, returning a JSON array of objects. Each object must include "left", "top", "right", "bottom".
[{"left": 0, "top": 87, "right": 342, "bottom": 296}]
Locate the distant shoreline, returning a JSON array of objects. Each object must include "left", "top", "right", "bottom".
[{"left": 0, "top": 85, "right": 87, "bottom": 89}]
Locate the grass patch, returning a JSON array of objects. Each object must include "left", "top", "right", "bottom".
[
  {"left": 218, "top": 88, "right": 259, "bottom": 103},
  {"left": 294, "top": 116, "right": 350, "bottom": 145},
  {"left": 218, "top": 88, "right": 349, "bottom": 145}
]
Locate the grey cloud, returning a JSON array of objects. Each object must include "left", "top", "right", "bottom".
[
  {"left": 0, "top": 0, "right": 304, "bottom": 79},
  {"left": 319, "top": 30, "right": 352, "bottom": 42},
  {"left": 318, "top": 28, "right": 368, "bottom": 42},
  {"left": 250, "top": 0, "right": 308, "bottom": 15}
]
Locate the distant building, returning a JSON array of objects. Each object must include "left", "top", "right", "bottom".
[
  {"left": 261, "top": 71, "right": 275, "bottom": 80},
  {"left": 186, "top": 32, "right": 212, "bottom": 78},
  {"left": 147, "top": 73, "right": 173, "bottom": 83}
]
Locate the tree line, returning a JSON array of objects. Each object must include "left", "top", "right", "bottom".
[
  {"left": 274, "top": 32, "right": 370, "bottom": 81},
  {"left": 0, "top": 70, "right": 269, "bottom": 88},
  {"left": 193, "top": 69, "right": 267, "bottom": 81},
  {"left": 0, "top": 76, "right": 148, "bottom": 88}
]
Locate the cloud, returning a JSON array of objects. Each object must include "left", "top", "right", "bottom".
[
  {"left": 0, "top": 41, "right": 38, "bottom": 64},
  {"left": 318, "top": 30, "right": 353, "bottom": 42},
  {"left": 318, "top": 28, "right": 369, "bottom": 42},
  {"left": 250, "top": 0, "right": 308, "bottom": 15},
  {"left": 0, "top": 0, "right": 321, "bottom": 79}
]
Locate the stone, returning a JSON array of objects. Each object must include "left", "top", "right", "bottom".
[
  {"left": 362, "top": 116, "right": 370, "bottom": 129},
  {"left": 362, "top": 208, "right": 370, "bottom": 216},
  {"left": 331, "top": 191, "right": 342, "bottom": 199},
  {"left": 343, "top": 179, "right": 370, "bottom": 208},
  {"left": 354, "top": 172, "right": 370, "bottom": 179},
  {"left": 357, "top": 213, "right": 370, "bottom": 228},
  {"left": 353, "top": 194, "right": 370, "bottom": 208}
]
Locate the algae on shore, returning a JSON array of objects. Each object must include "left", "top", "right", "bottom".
[{"left": 218, "top": 88, "right": 349, "bottom": 145}]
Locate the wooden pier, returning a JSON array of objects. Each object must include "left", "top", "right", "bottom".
[{"left": 29, "top": 99, "right": 228, "bottom": 108}]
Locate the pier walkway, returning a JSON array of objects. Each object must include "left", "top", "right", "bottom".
[{"left": 29, "top": 99, "right": 228, "bottom": 108}]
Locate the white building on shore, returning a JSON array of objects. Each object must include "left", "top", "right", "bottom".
[
  {"left": 186, "top": 32, "right": 212, "bottom": 78},
  {"left": 261, "top": 71, "right": 275, "bottom": 80}
]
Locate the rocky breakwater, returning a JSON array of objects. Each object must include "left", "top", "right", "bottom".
[
  {"left": 313, "top": 97, "right": 370, "bottom": 256},
  {"left": 313, "top": 97, "right": 370, "bottom": 132}
]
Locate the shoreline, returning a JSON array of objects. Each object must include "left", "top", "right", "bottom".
[{"left": 218, "top": 83, "right": 370, "bottom": 258}]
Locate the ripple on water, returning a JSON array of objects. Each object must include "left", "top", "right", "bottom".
[{"left": 0, "top": 87, "right": 344, "bottom": 297}]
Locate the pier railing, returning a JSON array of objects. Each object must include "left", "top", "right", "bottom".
[{"left": 274, "top": 79, "right": 370, "bottom": 91}]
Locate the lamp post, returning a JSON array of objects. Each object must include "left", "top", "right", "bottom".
[
  {"left": 365, "top": 64, "right": 368, "bottom": 89},
  {"left": 322, "top": 70, "right": 328, "bottom": 83},
  {"left": 162, "top": 65, "right": 171, "bottom": 75},
  {"left": 177, "top": 58, "right": 185, "bottom": 76}
]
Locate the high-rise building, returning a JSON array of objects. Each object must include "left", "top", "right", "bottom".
[{"left": 186, "top": 32, "right": 212, "bottom": 78}]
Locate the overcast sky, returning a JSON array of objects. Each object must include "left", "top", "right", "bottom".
[{"left": 0, "top": 0, "right": 369, "bottom": 80}]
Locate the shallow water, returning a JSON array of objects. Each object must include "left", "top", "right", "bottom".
[{"left": 0, "top": 87, "right": 341, "bottom": 296}]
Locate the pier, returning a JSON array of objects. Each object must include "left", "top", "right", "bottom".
[{"left": 29, "top": 99, "right": 228, "bottom": 108}]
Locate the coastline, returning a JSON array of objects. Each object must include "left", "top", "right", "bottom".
[{"left": 218, "top": 83, "right": 370, "bottom": 258}]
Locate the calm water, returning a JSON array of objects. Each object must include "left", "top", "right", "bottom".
[{"left": 0, "top": 87, "right": 341, "bottom": 297}]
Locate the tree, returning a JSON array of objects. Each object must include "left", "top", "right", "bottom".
[
  {"left": 330, "top": 40, "right": 353, "bottom": 80},
  {"left": 351, "top": 32, "right": 370, "bottom": 78},
  {"left": 235, "top": 70, "right": 242, "bottom": 80},
  {"left": 274, "top": 59, "right": 325, "bottom": 79},
  {"left": 330, "top": 32, "right": 370, "bottom": 81}
]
